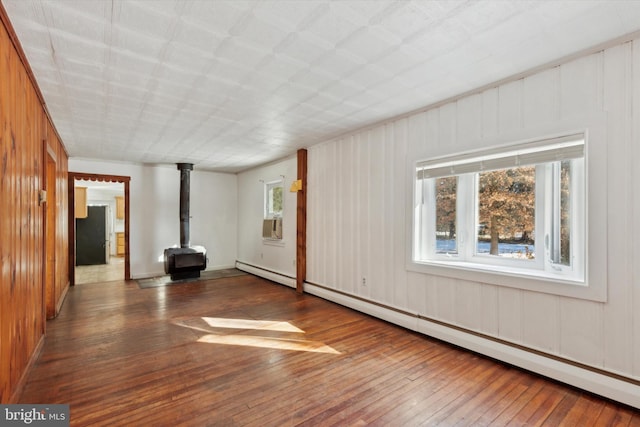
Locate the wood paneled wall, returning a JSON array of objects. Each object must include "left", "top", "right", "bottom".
[
  {"left": 46, "top": 121, "right": 68, "bottom": 318},
  {"left": 307, "top": 37, "right": 640, "bottom": 398},
  {"left": 0, "top": 7, "right": 68, "bottom": 403}
]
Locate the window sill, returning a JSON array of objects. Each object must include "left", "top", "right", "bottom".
[{"left": 408, "top": 259, "right": 604, "bottom": 302}]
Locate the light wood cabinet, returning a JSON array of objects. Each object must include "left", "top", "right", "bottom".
[
  {"left": 115, "top": 196, "right": 124, "bottom": 219},
  {"left": 75, "top": 187, "right": 87, "bottom": 218},
  {"left": 116, "top": 232, "right": 125, "bottom": 256}
]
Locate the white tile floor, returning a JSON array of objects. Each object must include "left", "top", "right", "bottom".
[{"left": 75, "top": 256, "right": 124, "bottom": 284}]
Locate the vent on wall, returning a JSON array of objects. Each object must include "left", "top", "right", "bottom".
[{"left": 262, "top": 218, "right": 282, "bottom": 240}]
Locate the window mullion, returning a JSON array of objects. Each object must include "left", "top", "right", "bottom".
[
  {"left": 550, "top": 162, "right": 561, "bottom": 264},
  {"left": 425, "top": 178, "right": 436, "bottom": 259},
  {"left": 572, "top": 158, "right": 586, "bottom": 280},
  {"left": 457, "top": 174, "right": 474, "bottom": 260},
  {"left": 539, "top": 164, "right": 551, "bottom": 271}
]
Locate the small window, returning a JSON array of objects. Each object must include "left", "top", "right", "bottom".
[
  {"left": 414, "top": 134, "right": 585, "bottom": 284},
  {"left": 265, "top": 180, "right": 283, "bottom": 219},
  {"left": 263, "top": 179, "right": 284, "bottom": 241}
]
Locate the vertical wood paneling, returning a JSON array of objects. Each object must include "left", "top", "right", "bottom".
[
  {"left": 435, "top": 276, "right": 456, "bottom": 321},
  {"left": 602, "top": 42, "right": 633, "bottom": 374},
  {"left": 392, "top": 119, "right": 408, "bottom": 309},
  {"left": 559, "top": 299, "right": 603, "bottom": 367},
  {"left": 307, "top": 145, "right": 327, "bottom": 283},
  {"left": 633, "top": 39, "right": 640, "bottom": 379},
  {"left": 0, "top": 13, "right": 68, "bottom": 403},
  {"left": 343, "top": 136, "right": 356, "bottom": 294},
  {"left": 357, "top": 132, "right": 370, "bottom": 299},
  {"left": 498, "top": 79, "right": 524, "bottom": 134},
  {"left": 479, "top": 284, "right": 499, "bottom": 335},
  {"left": 560, "top": 53, "right": 603, "bottom": 117},
  {"left": 424, "top": 109, "right": 439, "bottom": 154},
  {"left": 406, "top": 271, "right": 425, "bottom": 314},
  {"left": 423, "top": 274, "right": 438, "bottom": 318},
  {"left": 481, "top": 87, "right": 499, "bottom": 139},
  {"left": 321, "top": 142, "right": 330, "bottom": 287},
  {"left": 383, "top": 123, "right": 395, "bottom": 304},
  {"left": 304, "top": 35, "right": 640, "bottom": 387},
  {"left": 522, "top": 293, "right": 560, "bottom": 353},
  {"left": 407, "top": 111, "right": 427, "bottom": 159},
  {"left": 455, "top": 279, "right": 482, "bottom": 330},
  {"left": 523, "top": 67, "right": 560, "bottom": 125},
  {"left": 325, "top": 142, "right": 337, "bottom": 290},
  {"left": 438, "top": 102, "right": 457, "bottom": 151},
  {"left": 497, "top": 288, "right": 523, "bottom": 343},
  {"left": 368, "top": 126, "right": 385, "bottom": 302},
  {"left": 456, "top": 93, "right": 482, "bottom": 149},
  {"left": 335, "top": 138, "right": 345, "bottom": 291},
  {"left": 307, "top": 145, "right": 318, "bottom": 284}
]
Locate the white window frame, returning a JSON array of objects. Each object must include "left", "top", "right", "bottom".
[
  {"left": 407, "top": 119, "right": 607, "bottom": 302},
  {"left": 264, "top": 179, "right": 283, "bottom": 220},
  {"left": 262, "top": 179, "right": 284, "bottom": 244}
]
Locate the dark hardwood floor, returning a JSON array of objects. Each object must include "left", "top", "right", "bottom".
[{"left": 19, "top": 274, "right": 640, "bottom": 426}]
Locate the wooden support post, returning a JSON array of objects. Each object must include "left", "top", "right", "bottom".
[{"left": 296, "top": 149, "right": 308, "bottom": 294}]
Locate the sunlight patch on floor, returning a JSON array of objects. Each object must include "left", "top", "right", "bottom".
[
  {"left": 173, "top": 316, "right": 340, "bottom": 354},
  {"left": 197, "top": 334, "right": 340, "bottom": 354},
  {"left": 201, "top": 317, "right": 304, "bottom": 333}
]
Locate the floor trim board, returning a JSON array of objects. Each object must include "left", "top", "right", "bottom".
[{"left": 235, "top": 261, "right": 296, "bottom": 288}]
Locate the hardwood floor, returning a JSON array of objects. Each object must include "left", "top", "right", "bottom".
[{"left": 19, "top": 274, "right": 639, "bottom": 426}]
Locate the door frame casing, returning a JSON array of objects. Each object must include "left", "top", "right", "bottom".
[
  {"left": 68, "top": 172, "right": 131, "bottom": 285},
  {"left": 44, "top": 146, "right": 57, "bottom": 319}
]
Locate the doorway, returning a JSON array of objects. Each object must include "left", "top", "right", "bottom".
[{"left": 68, "top": 172, "right": 131, "bottom": 286}]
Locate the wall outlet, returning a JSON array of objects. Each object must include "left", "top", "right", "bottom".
[{"left": 362, "top": 277, "right": 367, "bottom": 286}]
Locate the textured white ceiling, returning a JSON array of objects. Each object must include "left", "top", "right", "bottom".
[{"left": 4, "top": 0, "right": 640, "bottom": 173}]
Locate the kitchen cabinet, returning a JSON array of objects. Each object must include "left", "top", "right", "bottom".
[
  {"left": 116, "top": 232, "right": 125, "bottom": 256},
  {"left": 115, "top": 196, "right": 124, "bottom": 219},
  {"left": 75, "top": 187, "right": 87, "bottom": 218}
]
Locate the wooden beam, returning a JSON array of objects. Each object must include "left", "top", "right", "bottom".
[{"left": 296, "top": 149, "right": 308, "bottom": 294}]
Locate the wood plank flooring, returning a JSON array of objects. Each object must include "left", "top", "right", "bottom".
[{"left": 19, "top": 274, "right": 640, "bottom": 426}]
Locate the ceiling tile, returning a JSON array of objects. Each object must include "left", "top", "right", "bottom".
[{"left": 3, "top": 0, "right": 640, "bottom": 173}]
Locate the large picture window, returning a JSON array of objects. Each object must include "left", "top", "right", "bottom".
[{"left": 413, "top": 135, "right": 585, "bottom": 284}]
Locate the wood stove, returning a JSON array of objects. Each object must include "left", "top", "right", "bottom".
[{"left": 163, "top": 163, "right": 207, "bottom": 280}]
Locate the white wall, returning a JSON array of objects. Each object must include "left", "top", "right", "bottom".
[
  {"left": 304, "top": 38, "right": 640, "bottom": 403},
  {"left": 69, "top": 159, "right": 238, "bottom": 278},
  {"left": 236, "top": 156, "right": 298, "bottom": 282}
]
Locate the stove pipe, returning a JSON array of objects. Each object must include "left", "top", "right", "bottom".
[{"left": 177, "top": 162, "right": 193, "bottom": 248}]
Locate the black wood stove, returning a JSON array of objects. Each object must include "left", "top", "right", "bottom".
[{"left": 163, "top": 163, "right": 207, "bottom": 280}]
